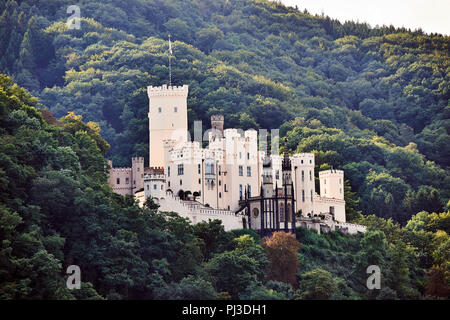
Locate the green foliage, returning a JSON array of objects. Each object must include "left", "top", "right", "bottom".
[
  {"left": 296, "top": 268, "right": 338, "bottom": 300},
  {"left": 0, "top": 0, "right": 449, "bottom": 300}
]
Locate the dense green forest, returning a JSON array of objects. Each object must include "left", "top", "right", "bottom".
[
  {"left": 0, "top": 75, "right": 449, "bottom": 299},
  {"left": 0, "top": 0, "right": 449, "bottom": 299},
  {"left": 0, "top": 0, "right": 449, "bottom": 225}
]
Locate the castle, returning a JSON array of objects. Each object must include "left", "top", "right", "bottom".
[{"left": 108, "top": 84, "right": 366, "bottom": 235}]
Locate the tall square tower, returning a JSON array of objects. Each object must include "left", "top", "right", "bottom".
[{"left": 148, "top": 84, "right": 189, "bottom": 167}]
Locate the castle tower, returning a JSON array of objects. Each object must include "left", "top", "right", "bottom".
[
  {"left": 211, "top": 115, "right": 224, "bottom": 139},
  {"left": 132, "top": 157, "right": 144, "bottom": 193},
  {"left": 319, "top": 169, "right": 344, "bottom": 200},
  {"left": 291, "top": 153, "right": 315, "bottom": 217},
  {"left": 144, "top": 167, "right": 166, "bottom": 200},
  {"left": 148, "top": 84, "right": 189, "bottom": 167}
]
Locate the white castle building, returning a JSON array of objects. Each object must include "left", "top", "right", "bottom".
[{"left": 108, "top": 84, "right": 365, "bottom": 235}]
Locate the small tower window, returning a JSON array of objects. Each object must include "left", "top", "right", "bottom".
[
  {"left": 126, "top": 178, "right": 129, "bottom": 184},
  {"left": 158, "top": 107, "right": 162, "bottom": 113},
  {"left": 309, "top": 170, "right": 312, "bottom": 181},
  {"left": 247, "top": 166, "right": 251, "bottom": 177},
  {"left": 302, "top": 170, "right": 304, "bottom": 181},
  {"left": 174, "top": 107, "right": 178, "bottom": 113},
  {"left": 302, "top": 189, "right": 305, "bottom": 202},
  {"left": 239, "top": 166, "right": 243, "bottom": 176},
  {"left": 153, "top": 184, "right": 157, "bottom": 190},
  {"left": 116, "top": 178, "right": 120, "bottom": 184},
  {"left": 198, "top": 164, "right": 201, "bottom": 174}
]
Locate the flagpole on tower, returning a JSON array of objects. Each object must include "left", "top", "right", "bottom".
[{"left": 168, "top": 34, "right": 172, "bottom": 86}]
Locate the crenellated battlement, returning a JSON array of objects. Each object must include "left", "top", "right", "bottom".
[
  {"left": 147, "top": 84, "right": 188, "bottom": 97},
  {"left": 132, "top": 157, "right": 144, "bottom": 163},
  {"left": 319, "top": 169, "right": 344, "bottom": 177},
  {"left": 111, "top": 168, "right": 132, "bottom": 172}
]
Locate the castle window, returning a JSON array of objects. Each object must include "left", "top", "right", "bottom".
[
  {"left": 126, "top": 178, "right": 129, "bottom": 184},
  {"left": 301, "top": 160, "right": 303, "bottom": 164},
  {"left": 339, "top": 178, "right": 342, "bottom": 184},
  {"left": 116, "top": 178, "right": 120, "bottom": 185},
  {"left": 239, "top": 152, "right": 242, "bottom": 159},
  {"left": 168, "top": 181, "right": 170, "bottom": 187},
  {"left": 153, "top": 184, "right": 157, "bottom": 190},
  {"left": 311, "top": 190, "right": 313, "bottom": 202},
  {"left": 174, "top": 107, "right": 178, "bottom": 113},
  {"left": 219, "top": 192, "right": 222, "bottom": 198},
  {"left": 158, "top": 107, "right": 162, "bottom": 113},
  {"left": 147, "top": 185, "right": 149, "bottom": 190},
  {"left": 134, "top": 180, "right": 136, "bottom": 185},
  {"left": 340, "top": 188, "right": 342, "bottom": 194},
  {"left": 280, "top": 203, "right": 285, "bottom": 222},
  {"left": 168, "top": 166, "right": 171, "bottom": 177},
  {"left": 218, "top": 165, "right": 222, "bottom": 175},
  {"left": 302, "top": 190, "right": 305, "bottom": 202},
  {"left": 275, "top": 170, "right": 279, "bottom": 180},
  {"left": 219, "top": 180, "right": 221, "bottom": 186},
  {"left": 239, "top": 166, "right": 243, "bottom": 176},
  {"left": 248, "top": 184, "right": 251, "bottom": 197},
  {"left": 247, "top": 152, "right": 250, "bottom": 160},
  {"left": 239, "top": 184, "right": 243, "bottom": 200},
  {"left": 161, "top": 185, "right": 163, "bottom": 190},
  {"left": 180, "top": 179, "right": 182, "bottom": 186},
  {"left": 199, "top": 178, "right": 201, "bottom": 184},
  {"left": 198, "top": 164, "right": 201, "bottom": 174},
  {"left": 224, "top": 184, "right": 227, "bottom": 192},
  {"left": 302, "top": 170, "right": 304, "bottom": 181},
  {"left": 310, "top": 159, "right": 312, "bottom": 164},
  {"left": 137, "top": 167, "right": 140, "bottom": 172},
  {"left": 177, "top": 164, "right": 184, "bottom": 175},
  {"left": 309, "top": 170, "right": 312, "bottom": 181},
  {"left": 247, "top": 166, "right": 251, "bottom": 177},
  {"left": 324, "top": 179, "right": 326, "bottom": 184}
]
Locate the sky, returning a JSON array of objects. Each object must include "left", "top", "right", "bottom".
[{"left": 278, "top": 0, "right": 450, "bottom": 35}]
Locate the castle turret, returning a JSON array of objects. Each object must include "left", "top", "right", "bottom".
[
  {"left": 132, "top": 156, "right": 145, "bottom": 193},
  {"left": 319, "top": 169, "right": 344, "bottom": 200},
  {"left": 211, "top": 115, "right": 224, "bottom": 139},
  {"left": 144, "top": 167, "right": 166, "bottom": 201},
  {"left": 148, "top": 84, "right": 188, "bottom": 167}
]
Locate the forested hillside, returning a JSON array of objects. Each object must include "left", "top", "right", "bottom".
[
  {"left": 0, "top": 1, "right": 449, "bottom": 221},
  {"left": 0, "top": 75, "right": 449, "bottom": 299}
]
